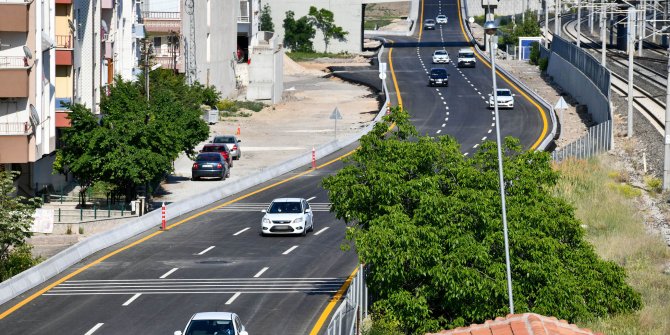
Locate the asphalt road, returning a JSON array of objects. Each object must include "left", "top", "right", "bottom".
[{"left": 0, "top": 1, "right": 551, "bottom": 334}]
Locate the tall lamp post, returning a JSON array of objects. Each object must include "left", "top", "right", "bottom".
[{"left": 484, "top": 20, "right": 515, "bottom": 315}]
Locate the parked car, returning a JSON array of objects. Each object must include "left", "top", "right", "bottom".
[
  {"left": 212, "top": 135, "right": 242, "bottom": 160},
  {"left": 432, "top": 49, "right": 450, "bottom": 64},
  {"left": 191, "top": 153, "right": 230, "bottom": 181},
  {"left": 423, "top": 19, "right": 436, "bottom": 30},
  {"left": 201, "top": 143, "right": 233, "bottom": 167},
  {"left": 175, "top": 312, "right": 248, "bottom": 335},
  {"left": 261, "top": 198, "right": 314, "bottom": 236},
  {"left": 457, "top": 48, "right": 476, "bottom": 68},
  {"left": 436, "top": 15, "right": 448, "bottom": 24},
  {"left": 428, "top": 68, "right": 449, "bottom": 87},
  {"left": 488, "top": 88, "right": 516, "bottom": 109}
]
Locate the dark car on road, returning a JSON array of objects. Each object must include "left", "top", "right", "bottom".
[
  {"left": 192, "top": 153, "right": 230, "bottom": 181},
  {"left": 428, "top": 68, "right": 449, "bottom": 87},
  {"left": 201, "top": 143, "right": 233, "bottom": 168}
]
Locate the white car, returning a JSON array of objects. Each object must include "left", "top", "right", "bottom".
[
  {"left": 213, "top": 135, "right": 242, "bottom": 160},
  {"left": 457, "top": 48, "right": 476, "bottom": 68},
  {"left": 175, "top": 312, "right": 248, "bottom": 335},
  {"left": 261, "top": 198, "right": 314, "bottom": 236},
  {"left": 436, "top": 15, "right": 448, "bottom": 24},
  {"left": 432, "top": 50, "right": 450, "bottom": 64},
  {"left": 488, "top": 89, "right": 515, "bottom": 109}
]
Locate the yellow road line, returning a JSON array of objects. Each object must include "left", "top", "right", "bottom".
[
  {"left": 418, "top": 0, "right": 425, "bottom": 40},
  {"left": 456, "top": 1, "right": 549, "bottom": 150},
  {"left": 308, "top": 266, "right": 360, "bottom": 335}
]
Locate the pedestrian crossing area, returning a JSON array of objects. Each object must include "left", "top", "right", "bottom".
[
  {"left": 213, "top": 203, "right": 332, "bottom": 212},
  {"left": 44, "top": 277, "right": 346, "bottom": 296}
]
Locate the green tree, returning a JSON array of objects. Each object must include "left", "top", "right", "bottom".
[
  {"left": 322, "top": 108, "right": 642, "bottom": 334},
  {"left": 308, "top": 6, "right": 348, "bottom": 52},
  {"left": 0, "top": 170, "right": 41, "bottom": 280},
  {"left": 283, "top": 10, "right": 315, "bottom": 52},
  {"left": 501, "top": 11, "right": 541, "bottom": 47},
  {"left": 259, "top": 3, "right": 274, "bottom": 32}
]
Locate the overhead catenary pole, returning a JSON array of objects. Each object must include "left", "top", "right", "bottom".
[
  {"left": 577, "top": 0, "right": 581, "bottom": 48},
  {"left": 627, "top": 6, "right": 636, "bottom": 138},
  {"left": 663, "top": 46, "right": 670, "bottom": 190},
  {"left": 601, "top": 3, "right": 606, "bottom": 67},
  {"left": 589, "top": 0, "right": 594, "bottom": 34},
  {"left": 554, "top": 0, "right": 561, "bottom": 37},
  {"left": 544, "top": 0, "right": 549, "bottom": 47},
  {"left": 638, "top": 1, "right": 645, "bottom": 57}
]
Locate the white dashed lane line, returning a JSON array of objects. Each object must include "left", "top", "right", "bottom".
[
  {"left": 197, "top": 246, "right": 215, "bottom": 255},
  {"left": 159, "top": 268, "right": 178, "bottom": 279},
  {"left": 225, "top": 292, "right": 241, "bottom": 305},
  {"left": 442, "top": 123, "right": 446, "bottom": 127},
  {"left": 254, "top": 267, "right": 269, "bottom": 278},
  {"left": 314, "top": 227, "right": 329, "bottom": 235},
  {"left": 482, "top": 137, "right": 487, "bottom": 141},
  {"left": 283, "top": 246, "right": 299, "bottom": 255},
  {"left": 473, "top": 144, "right": 479, "bottom": 148},
  {"left": 122, "top": 293, "right": 141, "bottom": 306},
  {"left": 436, "top": 130, "right": 442, "bottom": 134},
  {"left": 233, "top": 227, "right": 250, "bottom": 236},
  {"left": 84, "top": 323, "right": 104, "bottom": 335},
  {"left": 488, "top": 129, "right": 493, "bottom": 133}
]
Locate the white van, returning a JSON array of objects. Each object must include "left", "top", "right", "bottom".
[{"left": 457, "top": 48, "right": 476, "bottom": 68}]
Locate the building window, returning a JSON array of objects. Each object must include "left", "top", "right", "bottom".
[
  {"left": 153, "top": 37, "right": 161, "bottom": 55},
  {"left": 206, "top": 33, "right": 210, "bottom": 63}
]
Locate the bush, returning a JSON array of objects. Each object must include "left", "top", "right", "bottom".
[
  {"left": 361, "top": 315, "right": 403, "bottom": 335},
  {"left": 216, "top": 99, "right": 238, "bottom": 113},
  {"left": 538, "top": 57, "right": 549, "bottom": 71},
  {"left": 529, "top": 42, "right": 540, "bottom": 65},
  {"left": 237, "top": 100, "right": 266, "bottom": 112},
  {"left": 0, "top": 245, "right": 41, "bottom": 281}
]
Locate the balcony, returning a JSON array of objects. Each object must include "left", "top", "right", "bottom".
[
  {"left": 56, "top": 35, "right": 73, "bottom": 49},
  {"left": 142, "top": 12, "right": 180, "bottom": 34},
  {"left": 0, "top": 56, "right": 29, "bottom": 98},
  {"left": 0, "top": 122, "right": 30, "bottom": 135},
  {"left": 0, "top": 2, "right": 29, "bottom": 32},
  {"left": 154, "top": 56, "right": 183, "bottom": 73}
]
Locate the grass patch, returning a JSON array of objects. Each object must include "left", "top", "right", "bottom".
[
  {"left": 216, "top": 99, "right": 266, "bottom": 118},
  {"left": 364, "top": 18, "right": 394, "bottom": 30},
  {"left": 286, "top": 51, "right": 353, "bottom": 62},
  {"left": 553, "top": 157, "right": 670, "bottom": 335}
]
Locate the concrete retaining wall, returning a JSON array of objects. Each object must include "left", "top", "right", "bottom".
[{"left": 465, "top": 0, "right": 543, "bottom": 17}]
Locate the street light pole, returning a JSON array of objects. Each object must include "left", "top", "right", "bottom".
[
  {"left": 485, "top": 20, "right": 515, "bottom": 315},
  {"left": 627, "top": 6, "right": 636, "bottom": 138},
  {"left": 601, "top": 3, "right": 606, "bottom": 67},
  {"left": 577, "top": 0, "right": 581, "bottom": 48}
]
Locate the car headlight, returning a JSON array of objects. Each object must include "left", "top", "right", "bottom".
[
  {"left": 293, "top": 217, "right": 304, "bottom": 223},
  {"left": 262, "top": 217, "right": 271, "bottom": 224}
]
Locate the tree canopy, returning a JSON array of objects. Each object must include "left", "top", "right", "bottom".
[
  {"left": 322, "top": 107, "right": 642, "bottom": 334},
  {"left": 283, "top": 10, "right": 316, "bottom": 52},
  {"left": 259, "top": 4, "right": 274, "bottom": 32},
  {"left": 308, "top": 6, "right": 348, "bottom": 52},
  {"left": 55, "top": 70, "right": 212, "bottom": 202}
]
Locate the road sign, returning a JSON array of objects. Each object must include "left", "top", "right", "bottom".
[
  {"left": 554, "top": 96, "right": 568, "bottom": 110},
  {"left": 379, "top": 72, "right": 387, "bottom": 80},
  {"left": 330, "top": 107, "right": 343, "bottom": 120}
]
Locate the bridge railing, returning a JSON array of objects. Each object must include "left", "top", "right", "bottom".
[{"left": 326, "top": 264, "right": 368, "bottom": 335}]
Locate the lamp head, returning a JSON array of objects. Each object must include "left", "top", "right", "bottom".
[{"left": 484, "top": 21, "right": 497, "bottom": 36}]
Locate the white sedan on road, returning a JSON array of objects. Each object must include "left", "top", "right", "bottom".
[
  {"left": 436, "top": 15, "right": 448, "bottom": 24},
  {"left": 175, "top": 312, "right": 248, "bottom": 335},
  {"left": 261, "top": 198, "right": 314, "bottom": 236},
  {"left": 488, "top": 89, "right": 515, "bottom": 109},
  {"left": 432, "top": 50, "right": 450, "bottom": 64}
]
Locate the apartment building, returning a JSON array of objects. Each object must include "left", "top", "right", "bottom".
[
  {"left": 182, "top": 0, "right": 236, "bottom": 98},
  {"left": 0, "top": 0, "right": 56, "bottom": 196},
  {"left": 237, "top": 0, "right": 260, "bottom": 62},
  {"left": 142, "top": 9, "right": 182, "bottom": 73}
]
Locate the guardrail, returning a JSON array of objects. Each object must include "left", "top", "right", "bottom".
[
  {"left": 459, "top": 0, "right": 557, "bottom": 151},
  {"left": 0, "top": 43, "right": 392, "bottom": 308},
  {"left": 327, "top": 265, "right": 368, "bottom": 335}
]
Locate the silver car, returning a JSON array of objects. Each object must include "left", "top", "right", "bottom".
[
  {"left": 175, "top": 312, "right": 248, "bottom": 335},
  {"left": 212, "top": 135, "right": 242, "bottom": 160}
]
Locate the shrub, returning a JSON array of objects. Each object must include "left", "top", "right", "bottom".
[
  {"left": 0, "top": 245, "right": 41, "bottom": 281},
  {"left": 538, "top": 57, "right": 549, "bottom": 71},
  {"left": 643, "top": 176, "right": 662, "bottom": 193},
  {"left": 529, "top": 42, "right": 540, "bottom": 65}
]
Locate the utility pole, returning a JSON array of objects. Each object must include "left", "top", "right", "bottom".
[
  {"left": 627, "top": 6, "right": 636, "bottom": 138},
  {"left": 554, "top": 0, "right": 561, "bottom": 37},
  {"left": 663, "top": 45, "right": 670, "bottom": 190},
  {"left": 577, "top": 0, "right": 581, "bottom": 47},
  {"left": 638, "top": 1, "right": 645, "bottom": 57},
  {"left": 601, "top": 3, "right": 606, "bottom": 67},
  {"left": 143, "top": 39, "right": 151, "bottom": 101},
  {"left": 544, "top": 0, "right": 549, "bottom": 47}
]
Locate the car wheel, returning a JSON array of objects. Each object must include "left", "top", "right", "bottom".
[
  {"left": 191, "top": 176, "right": 198, "bottom": 181},
  {"left": 226, "top": 168, "right": 231, "bottom": 178},
  {"left": 261, "top": 231, "right": 266, "bottom": 237},
  {"left": 309, "top": 221, "right": 314, "bottom": 232},
  {"left": 301, "top": 226, "right": 307, "bottom": 236}
]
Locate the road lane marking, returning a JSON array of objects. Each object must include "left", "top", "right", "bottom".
[
  {"left": 254, "top": 267, "right": 269, "bottom": 278},
  {"left": 436, "top": 130, "right": 442, "bottom": 134},
  {"left": 122, "top": 293, "right": 141, "bottom": 306},
  {"left": 159, "top": 268, "right": 178, "bottom": 279},
  {"left": 233, "top": 227, "right": 250, "bottom": 236},
  {"left": 283, "top": 246, "right": 298, "bottom": 255},
  {"left": 488, "top": 129, "right": 493, "bottom": 133},
  {"left": 442, "top": 123, "right": 446, "bottom": 127},
  {"left": 482, "top": 137, "right": 487, "bottom": 141},
  {"left": 314, "top": 227, "right": 329, "bottom": 235},
  {"left": 197, "top": 246, "right": 215, "bottom": 255},
  {"left": 84, "top": 323, "right": 104, "bottom": 335},
  {"left": 306, "top": 196, "right": 316, "bottom": 201},
  {"left": 309, "top": 267, "right": 359, "bottom": 335},
  {"left": 225, "top": 292, "right": 241, "bottom": 305},
  {"left": 473, "top": 144, "right": 479, "bottom": 148}
]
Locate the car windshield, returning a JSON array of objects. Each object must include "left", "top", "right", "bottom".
[
  {"left": 268, "top": 201, "right": 302, "bottom": 214},
  {"left": 434, "top": 50, "right": 446, "bottom": 55},
  {"left": 185, "top": 319, "right": 234, "bottom": 335},
  {"left": 497, "top": 90, "right": 512, "bottom": 97},
  {"left": 196, "top": 154, "right": 221, "bottom": 162},
  {"left": 213, "top": 136, "right": 236, "bottom": 144},
  {"left": 425, "top": 19, "right": 435, "bottom": 23},
  {"left": 430, "top": 69, "right": 447, "bottom": 76},
  {"left": 437, "top": 15, "right": 446, "bottom": 18},
  {"left": 202, "top": 146, "right": 226, "bottom": 152},
  {"left": 459, "top": 52, "right": 474, "bottom": 58}
]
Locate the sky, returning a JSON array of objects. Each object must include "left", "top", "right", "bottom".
[{"left": 147, "top": 0, "right": 179, "bottom": 12}]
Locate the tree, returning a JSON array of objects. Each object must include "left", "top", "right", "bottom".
[
  {"left": 322, "top": 107, "right": 642, "bottom": 334},
  {"left": 0, "top": 170, "right": 41, "bottom": 281},
  {"left": 259, "top": 4, "right": 274, "bottom": 32},
  {"left": 308, "top": 6, "right": 348, "bottom": 53},
  {"left": 56, "top": 70, "right": 211, "bottom": 202},
  {"left": 283, "top": 10, "right": 315, "bottom": 52},
  {"left": 501, "top": 10, "right": 541, "bottom": 47}
]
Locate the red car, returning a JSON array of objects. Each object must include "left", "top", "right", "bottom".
[{"left": 201, "top": 144, "right": 233, "bottom": 168}]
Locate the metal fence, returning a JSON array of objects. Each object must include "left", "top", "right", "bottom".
[
  {"left": 550, "top": 35, "right": 610, "bottom": 98},
  {"left": 327, "top": 264, "right": 368, "bottom": 335},
  {"left": 551, "top": 120, "right": 612, "bottom": 162}
]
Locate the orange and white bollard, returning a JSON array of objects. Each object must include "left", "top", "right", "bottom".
[
  {"left": 386, "top": 102, "right": 391, "bottom": 115},
  {"left": 161, "top": 202, "right": 166, "bottom": 230},
  {"left": 311, "top": 147, "right": 316, "bottom": 169},
  {"left": 236, "top": 124, "right": 241, "bottom": 136}
]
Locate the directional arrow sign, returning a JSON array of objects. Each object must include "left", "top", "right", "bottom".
[
  {"left": 330, "top": 107, "right": 343, "bottom": 120},
  {"left": 554, "top": 96, "right": 568, "bottom": 110}
]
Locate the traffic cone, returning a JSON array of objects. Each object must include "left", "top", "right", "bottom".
[{"left": 236, "top": 124, "right": 241, "bottom": 136}]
